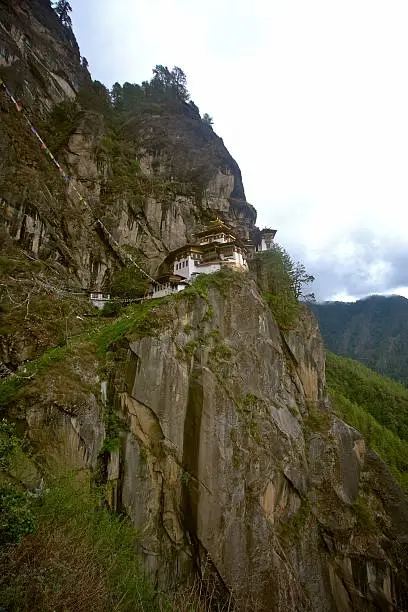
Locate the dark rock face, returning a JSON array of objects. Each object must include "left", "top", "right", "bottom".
[{"left": 0, "top": 0, "right": 88, "bottom": 111}]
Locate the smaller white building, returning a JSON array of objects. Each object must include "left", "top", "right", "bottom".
[
  {"left": 255, "top": 228, "right": 277, "bottom": 252},
  {"left": 90, "top": 292, "right": 111, "bottom": 309},
  {"left": 147, "top": 275, "right": 189, "bottom": 299}
]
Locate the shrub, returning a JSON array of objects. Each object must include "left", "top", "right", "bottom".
[{"left": 0, "top": 486, "right": 35, "bottom": 546}]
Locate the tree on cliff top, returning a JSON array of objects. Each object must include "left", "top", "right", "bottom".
[
  {"left": 149, "top": 65, "right": 190, "bottom": 101},
  {"left": 52, "top": 1, "right": 73, "bottom": 29}
]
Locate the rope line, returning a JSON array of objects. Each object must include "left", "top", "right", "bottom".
[{"left": 0, "top": 77, "right": 161, "bottom": 286}]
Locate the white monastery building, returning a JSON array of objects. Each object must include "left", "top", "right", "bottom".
[{"left": 148, "top": 219, "right": 277, "bottom": 299}]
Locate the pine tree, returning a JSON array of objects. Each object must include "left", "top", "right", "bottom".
[{"left": 53, "top": 1, "right": 73, "bottom": 29}]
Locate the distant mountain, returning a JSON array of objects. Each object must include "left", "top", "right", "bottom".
[{"left": 310, "top": 295, "right": 408, "bottom": 385}]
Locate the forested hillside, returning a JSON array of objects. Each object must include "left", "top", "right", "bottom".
[
  {"left": 326, "top": 351, "right": 408, "bottom": 492},
  {"left": 311, "top": 295, "right": 408, "bottom": 384}
]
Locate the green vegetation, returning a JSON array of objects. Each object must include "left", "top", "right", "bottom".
[
  {"left": 278, "top": 500, "right": 311, "bottom": 544},
  {"left": 0, "top": 420, "right": 36, "bottom": 546},
  {"left": 326, "top": 351, "right": 408, "bottom": 492},
  {"left": 102, "top": 404, "right": 127, "bottom": 453},
  {"left": 250, "top": 245, "right": 314, "bottom": 330},
  {"left": 109, "top": 266, "right": 149, "bottom": 299},
  {"left": 236, "top": 394, "right": 261, "bottom": 441},
  {"left": 43, "top": 99, "right": 82, "bottom": 152},
  {"left": 304, "top": 404, "right": 331, "bottom": 433},
  {"left": 0, "top": 344, "right": 69, "bottom": 410},
  {"left": 0, "top": 252, "right": 95, "bottom": 367},
  {"left": 52, "top": 0, "right": 73, "bottom": 29},
  {"left": 183, "top": 328, "right": 221, "bottom": 359},
  {"left": 0, "top": 486, "right": 36, "bottom": 546},
  {"left": 181, "top": 268, "right": 243, "bottom": 302},
  {"left": 0, "top": 299, "right": 168, "bottom": 411},
  {"left": 0, "top": 475, "right": 164, "bottom": 611},
  {"left": 311, "top": 295, "right": 408, "bottom": 385},
  {"left": 95, "top": 299, "right": 167, "bottom": 355},
  {"left": 353, "top": 494, "right": 377, "bottom": 533},
  {"left": 101, "top": 298, "right": 123, "bottom": 317}
]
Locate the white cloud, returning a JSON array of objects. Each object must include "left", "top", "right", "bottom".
[{"left": 69, "top": 0, "right": 408, "bottom": 299}]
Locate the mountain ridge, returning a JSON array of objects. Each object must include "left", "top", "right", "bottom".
[{"left": 310, "top": 294, "right": 408, "bottom": 385}]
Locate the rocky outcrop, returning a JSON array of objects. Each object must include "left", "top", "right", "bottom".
[{"left": 12, "top": 276, "right": 408, "bottom": 611}]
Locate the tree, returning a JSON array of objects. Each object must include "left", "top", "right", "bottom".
[
  {"left": 292, "top": 262, "right": 315, "bottom": 299},
  {"left": 53, "top": 1, "right": 73, "bottom": 29},
  {"left": 110, "top": 266, "right": 149, "bottom": 299},
  {"left": 77, "top": 81, "right": 112, "bottom": 116},
  {"left": 150, "top": 65, "right": 190, "bottom": 101},
  {"left": 202, "top": 113, "right": 213, "bottom": 126},
  {"left": 110, "top": 82, "right": 123, "bottom": 109},
  {"left": 121, "top": 82, "right": 143, "bottom": 113},
  {"left": 171, "top": 66, "right": 189, "bottom": 100},
  {"left": 250, "top": 244, "right": 315, "bottom": 329}
]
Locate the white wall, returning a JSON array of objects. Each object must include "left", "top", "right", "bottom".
[
  {"left": 191, "top": 264, "right": 221, "bottom": 278},
  {"left": 91, "top": 297, "right": 110, "bottom": 309},
  {"left": 174, "top": 256, "right": 195, "bottom": 279},
  {"left": 150, "top": 284, "right": 186, "bottom": 299},
  {"left": 261, "top": 237, "right": 274, "bottom": 251}
]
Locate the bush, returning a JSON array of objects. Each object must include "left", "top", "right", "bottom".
[
  {"left": 0, "top": 486, "right": 35, "bottom": 546},
  {"left": 250, "top": 248, "right": 301, "bottom": 329}
]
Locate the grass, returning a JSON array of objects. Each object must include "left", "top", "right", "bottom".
[
  {"left": 181, "top": 269, "right": 244, "bottom": 302},
  {"left": 0, "top": 299, "right": 169, "bottom": 411},
  {"left": 95, "top": 298, "right": 168, "bottom": 355},
  {"left": 0, "top": 475, "right": 164, "bottom": 612}
]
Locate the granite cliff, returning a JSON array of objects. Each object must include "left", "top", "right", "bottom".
[
  {"left": 1, "top": 2, "right": 408, "bottom": 611},
  {"left": 3, "top": 273, "right": 408, "bottom": 611}
]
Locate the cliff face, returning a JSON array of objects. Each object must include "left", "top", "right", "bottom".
[
  {"left": 2, "top": 4, "right": 408, "bottom": 611},
  {"left": 0, "top": 0, "right": 87, "bottom": 110},
  {"left": 0, "top": 0, "right": 257, "bottom": 367},
  {"left": 0, "top": 0, "right": 255, "bottom": 286},
  {"left": 9, "top": 275, "right": 408, "bottom": 611}
]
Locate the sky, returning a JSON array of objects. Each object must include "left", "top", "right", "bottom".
[{"left": 69, "top": 0, "right": 408, "bottom": 301}]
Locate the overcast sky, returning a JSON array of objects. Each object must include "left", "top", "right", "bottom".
[{"left": 69, "top": 0, "right": 408, "bottom": 301}]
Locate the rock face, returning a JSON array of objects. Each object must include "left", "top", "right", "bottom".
[
  {"left": 14, "top": 276, "right": 408, "bottom": 611},
  {"left": 111, "top": 279, "right": 408, "bottom": 611},
  {"left": 0, "top": 0, "right": 256, "bottom": 290},
  {"left": 0, "top": 0, "right": 259, "bottom": 368}
]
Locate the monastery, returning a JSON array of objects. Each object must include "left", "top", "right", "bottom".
[{"left": 148, "top": 219, "right": 277, "bottom": 299}]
